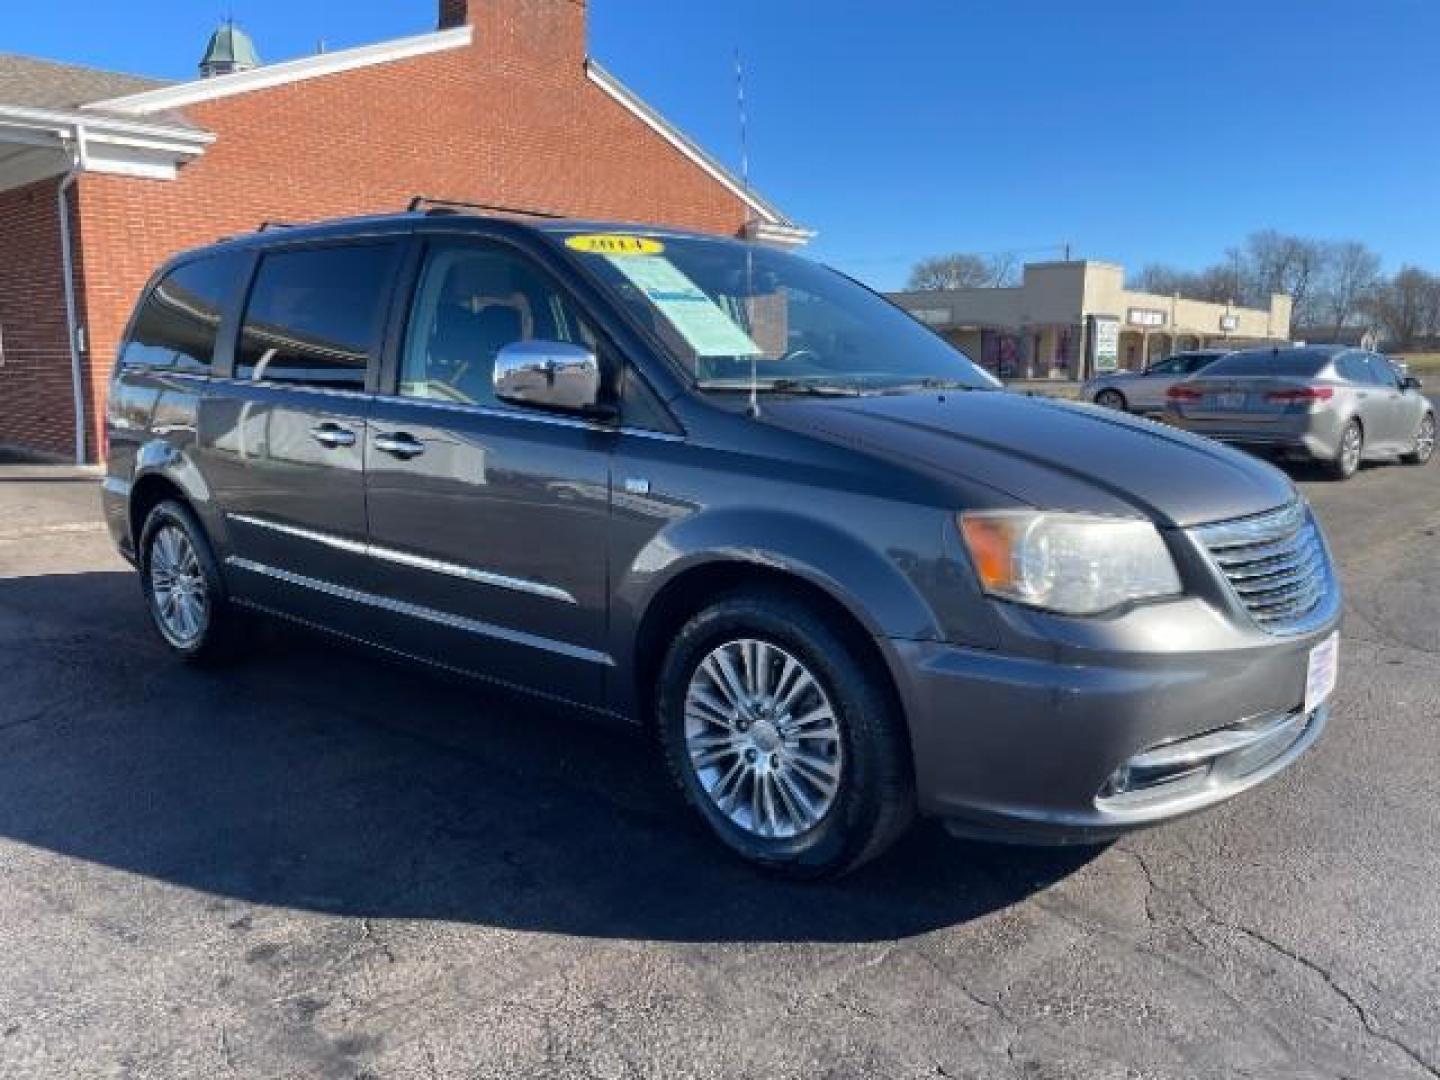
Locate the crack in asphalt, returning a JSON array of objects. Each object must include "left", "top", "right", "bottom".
[
  {"left": 1183, "top": 887, "right": 1440, "bottom": 1080},
  {"left": 1119, "top": 846, "right": 1438, "bottom": 1080}
]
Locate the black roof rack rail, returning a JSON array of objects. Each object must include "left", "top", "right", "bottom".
[
  {"left": 258, "top": 221, "right": 298, "bottom": 231},
  {"left": 407, "top": 196, "right": 566, "bottom": 219}
]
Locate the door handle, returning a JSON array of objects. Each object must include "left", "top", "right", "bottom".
[
  {"left": 375, "top": 432, "right": 426, "bottom": 459},
  {"left": 310, "top": 423, "right": 357, "bottom": 449}
]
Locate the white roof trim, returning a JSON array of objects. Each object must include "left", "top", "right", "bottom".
[
  {"left": 0, "top": 104, "right": 213, "bottom": 149},
  {"left": 0, "top": 106, "right": 213, "bottom": 190},
  {"left": 586, "top": 60, "right": 797, "bottom": 230},
  {"left": 87, "top": 25, "right": 473, "bottom": 115}
]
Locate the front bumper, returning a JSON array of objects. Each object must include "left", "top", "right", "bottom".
[{"left": 886, "top": 606, "right": 1338, "bottom": 844}]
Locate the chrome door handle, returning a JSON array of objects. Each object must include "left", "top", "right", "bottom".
[
  {"left": 375, "top": 432, "right": 426, "bottom": 459},
  {"left": 310, "top": 424, "right": 356, "bottom": 448}
]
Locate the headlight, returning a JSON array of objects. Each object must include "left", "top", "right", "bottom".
[{"left": 959, "top": 511, "right": 1181, "bottom": 615}]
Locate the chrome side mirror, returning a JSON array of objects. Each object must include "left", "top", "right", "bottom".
[{"left": 493, "top": 340, "right": 605, "bottom": 416}]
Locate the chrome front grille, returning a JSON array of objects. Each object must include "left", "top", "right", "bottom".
[{"left": 1192, "top": 501, "right": 1334, "bottom": 634}]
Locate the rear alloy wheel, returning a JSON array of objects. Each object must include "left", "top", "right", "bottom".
[
  {"left": 138, "top": 500, "right": 244, "bottom": 663},
  {"left": 1094, "top": 389, "right": 1127, "bottom": 411},
  {"left": 658, "top": 591, "right": 914, "bottom": 879},
  {"left": 1329, "top": 420, "right": 1363, "bottom": 480},
  {"left": 1403, "top": 413, "right": 1435, "bottom": 466}
]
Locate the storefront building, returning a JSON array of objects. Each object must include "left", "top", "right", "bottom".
[{"left": 891, "top": 260, "right": 1292, "bottom": 381}]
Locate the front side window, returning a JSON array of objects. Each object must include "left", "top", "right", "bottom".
[
  {"left": 236, "top": 244, "right": 397, "bottom": 391},
  {"left": 553, "top": 231, "right": 995, "bottom": 394},
  {"left": 121, "top": 253, "right": 247, "bottom": 374},
  {"left": 399, "top": 242, "right": 599, "bottom": 408},
  {"left": 1363, "top": 355, "right": 1399, "bottom": 388}
]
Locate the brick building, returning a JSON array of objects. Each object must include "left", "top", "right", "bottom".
[{"left": 0, "top": 0, "right": 807, "bottom": 462}]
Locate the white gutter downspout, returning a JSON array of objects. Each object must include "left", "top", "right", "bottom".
[{"left": 58, "top": 125, "right": 88, "bottom": 465}]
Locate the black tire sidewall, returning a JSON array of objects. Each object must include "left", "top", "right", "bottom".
[
  {"left": 1096, "top": 390, "right": 1126, "bottom": 411},
  {"left": 657, "top": 592, "right": 911, "bottom": 878},
  {"left": 138, "top": 500, "right": 233, "bottom": 662}
]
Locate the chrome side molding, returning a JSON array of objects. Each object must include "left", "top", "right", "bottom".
[
  {"left": 227, "top": 513, "right": 576, "bottom": 604},
  {"left": 226, "top": 557, "right": 610, "bottom": 666}
]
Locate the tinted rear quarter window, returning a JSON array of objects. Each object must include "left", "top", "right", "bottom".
[
  {"left": 237, "top": 244, "right": 398, "bottom": 390},
  {"left": 121, "top": 252, "right": 247, "bottom": 374},
  {"left": 1336, "top": 354, "right": 1371, "bottom": 383},
  {"left": 1203, "top": 352, "right": 1330, "bottom": 378}
]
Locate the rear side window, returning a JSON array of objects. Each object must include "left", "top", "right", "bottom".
[
  {"left": 1336, "top": 354, "right": 1370, "bottom": 383},
  {"left": 236, "top": 244, "right": 397, "bottom": 391},
  {"left": 1203, "top": 351, "right": 1330, "bottom": 378},
  {"left": 121, "top": 253, "right": 246, "bottom": 374}
]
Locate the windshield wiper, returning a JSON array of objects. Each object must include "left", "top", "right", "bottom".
[
  {"left": 883, "top": 377, "right": 989, "bottom": 392},
  {"left": 696, "top": 378, "right": 864, "bottom": 396}
]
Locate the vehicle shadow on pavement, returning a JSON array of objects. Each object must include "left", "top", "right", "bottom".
[{"left": 0, "top": 570, "right": 1097, "bottom": 945}]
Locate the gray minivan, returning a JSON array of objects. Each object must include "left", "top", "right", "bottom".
[{"left": 103, "top": 210, "right": 1341, "bottom": 877}]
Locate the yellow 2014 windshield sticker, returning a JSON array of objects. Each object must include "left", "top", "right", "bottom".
[{"left": 565, "top": 234, "right": 665, "bottom": 256}]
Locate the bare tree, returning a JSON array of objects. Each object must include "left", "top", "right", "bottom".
[
  {"left": 907, "top": 253, "right": 1018, "bottom": 290},
  {"left": 1317, "top": 240, "right": 1381, "bottom": 329},
  {"left": 1243, "top": 230, "right": 1328, "bottom": 330},
  {"left": 1128, "top": 264, "right": 1195, "bottom": 295},
  {"left": 1366, "top": 265, "right": 1436, "bottom": 347}
]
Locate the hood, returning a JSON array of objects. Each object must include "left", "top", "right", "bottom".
[{"left": 759, "top": 390, "right": 1296, "bottom": 528}]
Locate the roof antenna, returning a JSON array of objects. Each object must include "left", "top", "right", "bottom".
[{"left": 735, "top": 46, "right": 760, "bottom": 419}]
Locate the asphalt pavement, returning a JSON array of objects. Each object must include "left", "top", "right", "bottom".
[{"left": 0, "top": 440, "right": 1437, "bottom": 1079}]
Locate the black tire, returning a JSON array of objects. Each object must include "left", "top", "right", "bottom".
[
  {"left": 1327, "top": 419, "right": 1363, "bottom": 480},
  {"left": 1094, "top": 389, "right": 1127, "bottom": 411},
  {"left": 657, "top": 589, "right": 915, "bottom": 879},
  {"left": 137, "top": 499, "right": 245, "bottom": 664},
  {"left": 1402, "top": 412, "right": 1435, "bottom": 466}
]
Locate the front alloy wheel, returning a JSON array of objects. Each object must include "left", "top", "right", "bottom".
[
  {"left": 658, "top": 590, "right": 915, "bottom": 878},
  {"left": 684, "top": 639, "right": 844, "bottom": 839},
  {"left": 1404, "top": 414, "right": 1435, "bottom": 465}
]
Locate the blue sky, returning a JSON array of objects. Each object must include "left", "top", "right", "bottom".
[{"left": 8, "top": 1, "right": 1438, "bottom": 289}]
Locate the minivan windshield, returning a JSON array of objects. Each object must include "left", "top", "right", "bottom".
[{"left": 554, "top": 230, "right": 998, "bottom": 393}]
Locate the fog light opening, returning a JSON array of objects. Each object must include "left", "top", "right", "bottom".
[{"left": 1100, "top": 759, "right": 1210, "bottom": 800}]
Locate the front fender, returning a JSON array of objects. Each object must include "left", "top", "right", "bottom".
[
  {"left": 632, "top": 506, "right": 941, "bottom": 635},
  {"left": 609, "top": 505, "right": 998, "bottom": 709}
]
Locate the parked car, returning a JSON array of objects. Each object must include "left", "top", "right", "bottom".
[
  {"left": 1084, "top": 349, "right": 1231, "bottom": 413},
  {"left": 1165, "top": 344, "right": 1435, "bottom": 480},
  {"left": 103, "top": 211, "right": 1341, "bottom": 877}
]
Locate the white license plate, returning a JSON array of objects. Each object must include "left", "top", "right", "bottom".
[
  {"left": 1216, "top": 392, "right": 1247, "bottom": 410},
  {"left": 1304, "top": 632, "right": 1339, "bottom": 716}
]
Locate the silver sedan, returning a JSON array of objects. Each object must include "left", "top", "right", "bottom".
[
  {"left": 1083, "top": 350, "right": 1231, "bottom": 414},
  {"left": 1165, "top": 344, "right": 1436, "bottom": 479}
]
